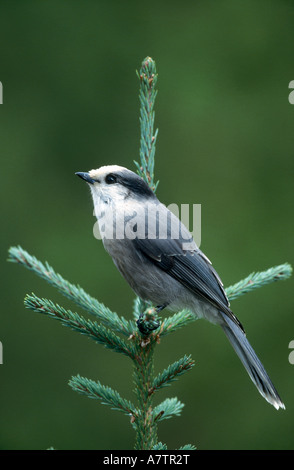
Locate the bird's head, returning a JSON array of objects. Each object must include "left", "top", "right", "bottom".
[{"left": 76, "top": 165, "right": 156, "bottom": 207}]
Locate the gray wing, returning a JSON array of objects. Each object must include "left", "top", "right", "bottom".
[{"left": 133, "top": 204, "right": 244, "bottom": 332}]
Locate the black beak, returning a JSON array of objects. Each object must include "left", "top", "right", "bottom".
[{"left": 75, "top": 172, "right": 95, "bottom": 185}]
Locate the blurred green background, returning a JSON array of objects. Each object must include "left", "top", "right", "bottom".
[{"left": 1, "top": 0, "right": 294, "bottom": 450}]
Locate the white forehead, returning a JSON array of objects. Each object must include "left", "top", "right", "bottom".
[{"left": 88, "top": 165, "right": 129, "bottom": 179}]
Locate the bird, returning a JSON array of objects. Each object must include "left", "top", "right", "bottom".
[{"left": 76, "top": 164, "right": 285, "bottom": 410}]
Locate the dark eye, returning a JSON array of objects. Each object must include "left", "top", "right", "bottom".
[{"left": 105, "top": 173, "right": 117, "bottom": 184}]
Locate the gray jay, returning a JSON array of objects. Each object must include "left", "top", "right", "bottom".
[{"left": 76, "top": 165, "right": 284, "bottom": 410}]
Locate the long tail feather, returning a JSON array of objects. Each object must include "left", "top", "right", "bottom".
[{"left": 220, "top": 312, "right": 285, "bottom": 410}]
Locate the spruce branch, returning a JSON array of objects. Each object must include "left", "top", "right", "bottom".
[
  {"left": 8, "top": 245, "right": 134, "bottom": 337},
  {"left": 179, "top": 444, "right": 197, "bottom": 450},
  {"left": 152, "top": 442, "right": 168, "bottom": 450},
  {"left": 69, "top": 375, "right": 137, "bottom": 418},
  {"left": 130, "top": 57, "right": 164, "bottom": 449},
  {"left": 153, "top": 397, "right": 185, "bottom": 422},
  {"left": 134, "top": 56, "right": 159, "bottom": 192},
  {"left": 24, "top": 294, "right": 136, "bottom": 359},
  {"left": 160, "top": 310, "right": 195, "bottom": 337},
  {"left": 132, "top": 333, "right": 158, "bottom": 450},
  {"left": 225, "top": 263, "right": 292, "bottom": 301},
  {"left": 149, "top": 355, "right": 195, "bottom": 395}
]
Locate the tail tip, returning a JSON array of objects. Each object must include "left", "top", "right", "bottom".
[
  {"left": 274, "top": 401, "right": 285, "bottom": 411},
  {"left": 269, "top": 396, "right": 285, "bottom": 411}
]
